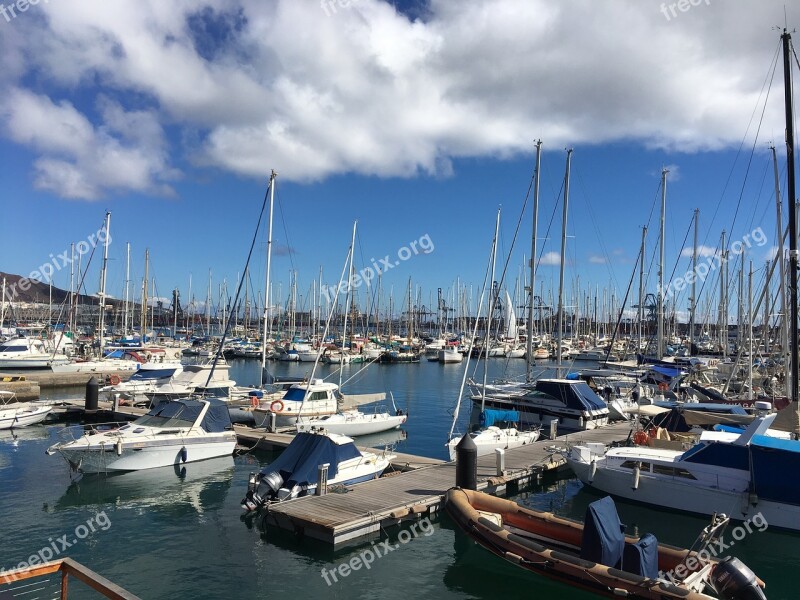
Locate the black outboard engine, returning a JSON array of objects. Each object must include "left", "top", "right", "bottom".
[
  {"left": 240, "top": 471, "right": 284, "bottom": 511},
  {"left": 710, "top": 556, "right": 766, "bottom": 600}
]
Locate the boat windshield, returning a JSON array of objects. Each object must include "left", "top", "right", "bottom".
[
  {"left": 135, "top": 401, "right": 200, "bottom": 428},
  {"left": 0, "top": 345, "right": 27, "bottom": 352}
]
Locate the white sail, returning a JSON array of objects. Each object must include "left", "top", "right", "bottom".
[{"left": 504, "top": 290, "right": 517, "bottom": 340}]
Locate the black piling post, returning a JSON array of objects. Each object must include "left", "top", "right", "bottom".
[
  {"left": 85, "top": 376, "right": 99, "bottom": 412},
  {"left": 455, "top": 433, "right": 477, "bottom": 490}
]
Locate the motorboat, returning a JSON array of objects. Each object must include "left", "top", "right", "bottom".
[
  {"left": 252, "top": 379, "right": 340, "bottom": 427},
  {"left": 101, "top": 362, "right": 184, "bottom": 405},
  {"left": 444, "top": 488, "right": 765, "bottom": 600},
  {"left": 296, "top": 408, "right": 407, "bottom": 436},
  {"left": 446, "top": 409, "right": 540, "bottom": 460},
  {"left": 241, "top": 431, "right": 393, "bottom": 509},
  {"left": 0, "top": 336, "right": 68, "bottom": 369},
  {"left": 0, "top": 391, "right": 52, "bottom": 430},
  {"left": 438, "top": 346, "right": 464, "bottom": 363},
  {"left": 46, "top": 398, "right": 237, "bottom": 473},
  {"left": 144, "top": 362, "right": 255, "bottom": 403},
  {"left": 469, "top": 378, "right": 609, "bottom": 431},
  {"left": 566, "top": 406, "right": 800, "bottom": 531}
]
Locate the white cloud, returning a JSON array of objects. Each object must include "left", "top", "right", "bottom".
[
  {"left": 0, "top": 0, "right": 794, "bottom": 198},
  {"left": 681, "top": 245, "right": 719, "bottom": 258},
  {"left": 538, "top": 251, "right": 561, "bottom": 266},
  {"left": 588, "top": 255, "right": 606, "bottom": 264}
]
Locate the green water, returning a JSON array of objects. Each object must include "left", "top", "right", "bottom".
[{"left": 1, "top": 359, "right": 795, "bottom": 599}]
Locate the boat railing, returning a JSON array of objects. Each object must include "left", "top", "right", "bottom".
[
  {"left": 54, "top": 422, "right": 130, "bottom": 444},
  {"left": 0, "top": 557, "right": 141, "bottom": 599}
]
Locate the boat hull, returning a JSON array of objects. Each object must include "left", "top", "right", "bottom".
[
  {"left": 567, "top": 453, "right": 800, "bottom": 531},
  {"left": 296, "top": 413, "right": 407, "bottom": 436},
  {"left": 55, "top": 436, "right": 237, "bottom": 474},
  {"left": 0, "top": 405, "right": 52, "bottom": 430}
]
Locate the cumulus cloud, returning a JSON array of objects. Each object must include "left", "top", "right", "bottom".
[
  {"left": 588, "top": 255, "right": 607, "bottom": 264},
  {"left": 681, "top": 245, "right": 719, "bottom": 258},
  {"left": 0, "top": 0, "right": 793, "bottom": 200},
  {"left": 538, "top": 251, "right": 561, "bottom": 266}
]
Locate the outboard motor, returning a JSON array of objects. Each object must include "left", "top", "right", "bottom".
[
  {"left": 710, "top": 556, "right": 766, "bottom": 600},
  {"left": 241, "top": 471, "right": 284, "bottom": 511}
]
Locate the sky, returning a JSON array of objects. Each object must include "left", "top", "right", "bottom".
[{"left": 1, "top": 0, "right": 798, "bottom": 325}]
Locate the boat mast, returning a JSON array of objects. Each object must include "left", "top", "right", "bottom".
[
  {"left": 97, "top": 211, "right": 111, "bottom": 358},
  {"left": 690, "top": 209, "right": 699, "bottom": 352},
  {"left": 770, "top": 144, "right": 790, "bottom": 397},
  {"left": 206, "top": 269, "right": 212, "bottom": 336},
  {"left": 340, "top": 221, "right": 357, "bottom": 388},
  {"left": 482, "top": 209, "right": 501, "bottom": 413},
  {"left": 123, "top": 242, "right": 130, "bottom": 335},
  {"left": 780, "top": 30, "right": 799, "bottom": 409},
  {"left": 556, "top": 149, "right": 572, "bottom": 369},
  {"left": 526, "top": 139, "right": 542, "bottom": 381},
  {"left": 260, "top": 170, "right": 276, "bottom": 385},
  {"left": 141, "top": 249, "right": 149, "bottom": 345},
  {"left": 657, "top": 168, "right": 667, "bottom": 358},
  {"left": 638, "top": 226, "right": 646, "bottom": 352},
  {"left": 748, "top": 261, "right": 753, "bottom": 402}
]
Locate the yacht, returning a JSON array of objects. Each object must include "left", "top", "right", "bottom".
[
  {"left": 144, "top": 362, "right": 255, "bottom": 404},
  {"left": 469, "top": 378, "right": 609, "bottom": 430},
  {"left": 252, "top": 379, "right": 340, "bottom": 427},
  {"left": 101, "top": 362, "right": 184, "bottom": 405},
  {"left": 47, "top": 398, "right": 237, "bottom": 473},
  {"left": 566, "top": 410, "right": 800, "bottom": 531},
  {"left": 296, "top": 408, "right": 407, "bottom": 436},
  {"left": 446, "top": 409, "right": 540, "bottom": 460},
  {"left": 0, "top": 336, "right": 68, "bottom": 369}
]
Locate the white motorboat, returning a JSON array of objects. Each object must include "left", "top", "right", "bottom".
[
  {"left": 101, "top": 362, "right": 184, "bottom": 405},
  {"left": 438, "top": 346, "right": 463, "bottom": 363},
  {"left": 252, "top": 379, "right": 340, "bottom": 427},
  {"left": 241, "top": 431, "right": 393, "bottom": 509},
  {"left": 144, "top": 362, "right": 255, "bottom": 403},
  {"left": 46, "top": 398, "right": 237, "bottom": 473},
  {"left": 0, "top": 336, "right": 68, "bottom": 369},
  {"left": 296, "top": 409, "right": 407, "bottom": 436},
  {"left": 566, "top": 409, "right": 800, "bottom": 531},
  {"left": 0, "top": 391, "right": 52, "bottom": 430}
]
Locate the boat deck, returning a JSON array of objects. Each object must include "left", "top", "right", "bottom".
[{"left": 260, "top": 421, "right": 633, "bottom": 546}]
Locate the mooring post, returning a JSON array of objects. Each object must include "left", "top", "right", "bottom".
[
  {"left": 316, "top": 463, "right": 329, "bottom": 496},
  {"left": 455, "top": 433, "right": 477, "bottom": 490},
  {"left": 495, "top": 448, "right": 505, "bottom": 476},
  {"left": 85, "top": 376, "right": 99, "bottom": 412}
]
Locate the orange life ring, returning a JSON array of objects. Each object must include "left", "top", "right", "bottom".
[
  {"left": 109, "top": 374, "right": 121, "bottom": 386},
  {"left": 633, "top": 430, "right": 649, "bottom": 445},
  {"left": 250, "top": 395, "right": 259, "bottom": 408},
  {"left": 270, "top": 400, "right": 284, "bottom": 413}
]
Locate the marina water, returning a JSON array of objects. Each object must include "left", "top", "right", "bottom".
[{"left": 1, "top": 359, "right": 795, "bottom": 599}]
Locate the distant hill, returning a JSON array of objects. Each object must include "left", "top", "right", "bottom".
[{"left": 0, "top": 271, "right": 119, "bottom": 306}]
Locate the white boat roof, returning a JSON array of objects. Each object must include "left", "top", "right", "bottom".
[{"left": 607, "top": 445, "right": 683, "bottom": 460}]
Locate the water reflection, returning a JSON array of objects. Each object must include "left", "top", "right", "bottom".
[{"left": 50, "top": 456, "right": 235, "bottom": 514}]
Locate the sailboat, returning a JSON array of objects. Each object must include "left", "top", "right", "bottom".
[
  {"left": 568, "top": 29, "right": 800, "bottom": 530},
  {"left": 447, "top": 209, "right": 540, "bottom": 460}
]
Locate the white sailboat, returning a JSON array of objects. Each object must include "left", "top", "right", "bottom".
[{"left": 447, "top": 209, "right": 540, "bottom": 459}]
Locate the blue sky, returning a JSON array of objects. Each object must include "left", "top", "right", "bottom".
[{"left": 1, "top": 1, "right": 797, "bottom": 323}]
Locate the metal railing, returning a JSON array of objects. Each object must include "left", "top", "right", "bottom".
[{"left": 0, "top": 557, "right": 140, "bottom": 599}]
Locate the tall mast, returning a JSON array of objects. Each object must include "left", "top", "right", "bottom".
[
  {"left": 69, "top": 243, "right": 75, "bottom": 334},
  {"left": 206, "top": 269, "right": 212, "bottom": 336},
  {"left": 556, "top": 149, "right": 573, "bottom": 369},
  {"left": 719, "top": 230, "right": 727, "bottom": 357},
  {"left": 638, "top": 226, "right": 647, "bottom": 351},
  {"left": 657, "top": 168, "right": 668, "bottom": 358},
  {"left": 260, "top": 171, "right": 277, "bottom": 383},
  {"left": 781, "top": 30, "right": 798, "bottom": 405},
  {"left": 141, "top": 248, "right": 149, "bottom": 344},
  {"left": 340, "top": 222, "right": 357, "bottom": 388},
  {"left": 526, "top": 139, "right": 542, "bottom": 381},
  {"left": 123, "top": 242, "right": 130, "bottom": 335},
  {"left": 771, "top": 144, "right": 790, "bottom": 396},
  {"left": 690, "top": 209, "right": 699, "bottom": 352},
  {"left": 97, "top": 211, "right": 111, "bottom": 357},
  {"left": 483, "top": 209, "right": 501, "bottom": 413}
]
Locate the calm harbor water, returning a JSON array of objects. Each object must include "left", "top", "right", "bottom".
[{"left": 2, "top": 359, "right": 795, "bottom": 599}]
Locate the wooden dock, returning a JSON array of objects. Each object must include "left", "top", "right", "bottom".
[{"left": 260, "top": 421, "right": 633, "bottom": 546}]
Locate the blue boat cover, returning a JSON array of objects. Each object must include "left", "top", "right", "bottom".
[
  {"left": 651, "top": 365, "right": 683, "bottom": 377},
  {"left": 261, "top": 433, "right": 362, "bottom": 488},
  {"left": 750, "top": 434, "right": 800, "bottom": 505},
  {"left": 142, "top": 398, "right": 232, "bottom": 432},
  {"left": 623, "top": 533, "right": 659, "bottom": 578},
  {"left": 479, "top": 409, "right": 520, "bottom": 427},
  {"left": 580, "top": 496, "right": 625, "bottom": 568}
]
